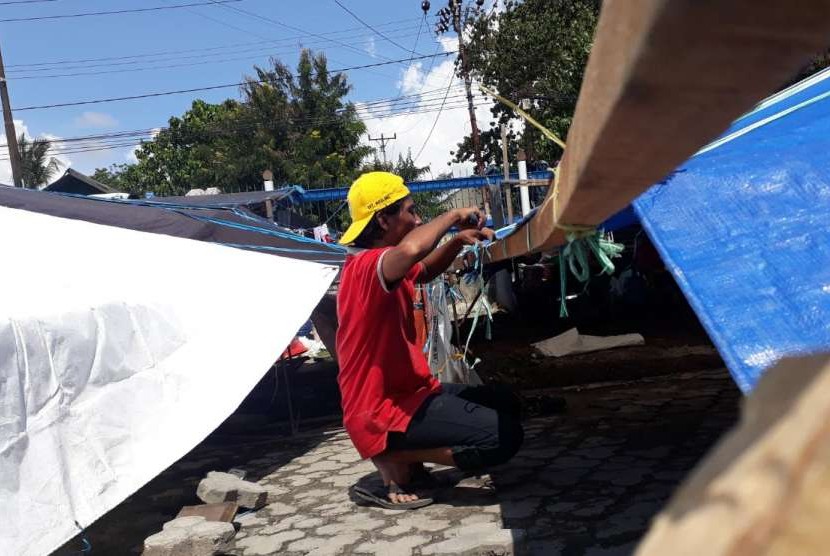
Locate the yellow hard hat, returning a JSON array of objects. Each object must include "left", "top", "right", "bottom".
[{"left": 339, "top": 172, "right": 410, "bottom": 245}]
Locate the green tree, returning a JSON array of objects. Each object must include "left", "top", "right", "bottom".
[
  {"left": 91, "top": 163, "right": 144, "bottom": 193},
  {"left": 454, "top": 0, "right": 600, "bottom": 166},
  {"left": 18, "top": 133, "right": 61, "bottom": 188},
  {"left": 99, "top": 50, "right": 371, "bottom": 197},
  {"left": 245, "top": 50, "right": 371, "bottom": 188}
]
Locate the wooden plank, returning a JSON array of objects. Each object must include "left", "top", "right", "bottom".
[
  {"left": 176, "top": 502, "right": 238, "bottom": 523},
  {"left": 636, "top": 354, "right": 830, "bottom": 555},
  {"left": 483, "top": 0, "right": 830, "bottom": 264},
  {"left": 502, "top": 179, "right": 550, "bottom": 188}
]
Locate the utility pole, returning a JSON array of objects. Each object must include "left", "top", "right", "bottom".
[
  {"left": 0, "top": 42, "right": 22, "bottom": 187},
  {"left": 436, "top": 0, "right": 489, "bottom": 213},
  {"left": 450, "top": 1, "right": 484, "bottom": 178},
  {"left": 368, "top": 133, "right": 396, "bottom": 166},
  {"left": 501, "top": 124, "right": 514, "bottom": 224}
]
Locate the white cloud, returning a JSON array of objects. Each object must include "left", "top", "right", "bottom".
[
  {"left": 365, "top": 36, "right": 377, "bottom": 58},
  {"left": 126, "top": 127, "right": 160, "bottom": 164},
  {"left": 0, "top": 120, "right": 71, "bottom": 186},
  {"left": 357, "top": 37, "right": 497, "bottom": 178},
  {"left": 73, "top": 111, "right": 119, "bottom": 129}
]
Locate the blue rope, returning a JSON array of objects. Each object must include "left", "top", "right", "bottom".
[
  {"left": 74, "top": 520, "right": 91, "bottom": 554},
  {"left": 178, "top": 213, "right": 347, "bottom": 252},
  {"left": 459, "top": 242, "right": 493, "bottom": 359},
  {"left": 50, "top": 190, "right": 346, "bottom": 257},
  {"left": 219, "top": 243, "right": 344, "bottom": 260}
]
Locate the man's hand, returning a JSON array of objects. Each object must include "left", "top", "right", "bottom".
[
  {"left": 419, "top": 226, "right": 495, "bottom": 282},
  {"left": 456, "top": 207, "right": 484, "bottom": 230},
  {"left": 455, "top": 227, "right": 495, "bottom": 246}
]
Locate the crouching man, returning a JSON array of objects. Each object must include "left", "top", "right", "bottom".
[{"left": 335, "top": 171, "right": 524, "bottom": 509}]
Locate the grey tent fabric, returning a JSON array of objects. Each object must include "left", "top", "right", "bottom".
[
  {"left": 147, "top": 188, "right": 314, "bottom": 229},
  {"left": 0, "top": 187, "right": 345, "bottom": 266}
]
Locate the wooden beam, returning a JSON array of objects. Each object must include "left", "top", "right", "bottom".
[{"left": 482, "top": 0, "right": 830, "bottom": 264}]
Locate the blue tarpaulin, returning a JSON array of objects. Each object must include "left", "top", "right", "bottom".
[{"left": 634, "top": 68, "right": 830, "bottom": 392}]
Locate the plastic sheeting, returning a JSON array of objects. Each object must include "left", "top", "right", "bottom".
[
  {"left": 0, "top": 207, "right": 338, "bottom": 555},
  {"left": 634, "top": 68, "right": 830, "bottom": 392}
]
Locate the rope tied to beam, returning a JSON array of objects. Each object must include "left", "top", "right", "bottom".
[{"left": 479, "top": 86, "right": 625, "bottom": 316}]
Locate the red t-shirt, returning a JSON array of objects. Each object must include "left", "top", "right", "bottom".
[{"left": 336, "top": 248, "right": 442, "bottom": 459}]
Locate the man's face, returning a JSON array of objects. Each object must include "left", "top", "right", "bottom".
[{"left": 380, "top": 197, "right": 422, "bottom": 245}]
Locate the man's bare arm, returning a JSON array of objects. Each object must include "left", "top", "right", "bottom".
[
  {"left": 381, "top": 208, "right": 480, "bottom": 285},
  {"left": 420, "top": 228, "right": 495, "bottom": 283}
]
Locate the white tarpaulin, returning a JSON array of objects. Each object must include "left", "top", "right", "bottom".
[{"left": 0, "top": 207, "right": 338, "bottom": 556}]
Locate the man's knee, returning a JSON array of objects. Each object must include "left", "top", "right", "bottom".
[
  {"left": 492, "top": 414, "right": 524, "bottom": 464},
  {"left": 452, "top": 414, "right": 523, "bottom": 470}
]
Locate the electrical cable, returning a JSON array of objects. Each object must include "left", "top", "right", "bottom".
[
  {"left": 332, "top": 0, "right": 421, "bottom": 57},
  {"left": 0, "top": 0, "right": 242, "bottom": 22},
  {"left": 414, "top": 71, "right": 456, "bottom": 162},
  {"left": 14, "top": 51, "right": 458, "bottom": 111},
  {"left": 202, "top": 0, "right": 399, "bottom": 65},
  {"left": 5, "top": 86, "right": 470, "bottom": 144},
  {"left": 7, "top": 30, "right": 433, "bottom": 80},
  {"left": 6, "top": 21, "right": 422, "bottom": 70},
  {"left": 0, "top": 0, "right": 60, "bottom": 5},
  {"left": 0, "top": 100, "right": 486, "bottom": 160}
]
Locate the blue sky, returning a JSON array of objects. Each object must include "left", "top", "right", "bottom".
[{"left": 0, "top": 0, "right": 495, "bottom": 183}]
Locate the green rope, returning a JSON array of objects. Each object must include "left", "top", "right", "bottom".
[{"left": 557, "top": 230, "right": 624, "bottom": 317}]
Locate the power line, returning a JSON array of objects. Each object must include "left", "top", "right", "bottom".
[
  {"left": 6, "top": 18, "right": 421, "bottom": 69},
  {"left": 332, "top": 0, "right": 420, "bottom": 57},
  {"left": 171, "top": 0, "right": 395, "bottom": 83},
  {"left": 0, "top": 0, "right": 242, "bottom": 22},
  {"left": 415, "top": 72, "right": 456, "bottom": 162},
  {"left": 0, "top": 102, "right": 483, "bottom": 161},
  {"left": 46, "top": 95, "right": 480, "bottom": 151},
  {"left": 202, "top": 0, "right": 400, "bottom": 66},
  {"left": 1, "top": 87, "right": 476, "bottom": 148},
  {"left": 14, "top": 51, "right": 458, "bottom": 111},
  {"left": 0, "top": 0, "right": 59, "bottom": 5},
  {"left": 390, "top": 13, "right": 427, "bottom": 100},
  {"left": 7, "top": 30, "right": 432, "bottom": 80},
  {"left": 0, "top": 93, "right": 485, "bottom": 151}
]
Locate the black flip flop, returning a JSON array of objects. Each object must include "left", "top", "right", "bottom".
[{"left": 350, "top": 481, "right": 433, "bottom": 510}]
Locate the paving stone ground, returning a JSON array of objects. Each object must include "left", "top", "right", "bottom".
[{"left": 56, "top": 367, "right": 739, "bottom": 555}]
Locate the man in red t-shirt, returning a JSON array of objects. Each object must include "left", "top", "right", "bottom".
[{"left": 336, "top": 172, "right": 524, "bottom": 509}]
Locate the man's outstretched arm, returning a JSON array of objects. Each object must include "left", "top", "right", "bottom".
[
  {"left": 419, "top": 227, "right": 495, "bottom": 283},
  {"left": 381, "top": 207, "right": 481, "bottom": 285}
]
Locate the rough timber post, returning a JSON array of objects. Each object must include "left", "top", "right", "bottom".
[{"left": 481, "top": 0, "right": 830, "bottom": 264}]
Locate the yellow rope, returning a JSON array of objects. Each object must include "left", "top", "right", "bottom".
[
  {"left": 478, "top": 86, "right": 624, "bottom": 318},
  {"left": 550, "top": 166, "right": 595, "bottom": 238},
  {"left": 479, "top": 84, "right": 567, "bottom": 150},
  {"left": 479, "top": 85, "right": 596, "bottom": 249}
]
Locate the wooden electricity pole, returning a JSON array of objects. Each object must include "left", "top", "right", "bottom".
[
  {"left": 368, "top": 133, "right": 396, "bottom": 166},
  {"left": 450, "top": 0, "right": 490, "bottom": 213},
  {"left": 0, "top": 42, "right": 22, "bottom": 187}
]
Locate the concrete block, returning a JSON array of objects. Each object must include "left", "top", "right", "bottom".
[
  {"left": 143, "top": 516, "right": 235, "bottom": 556},
  {"left": 196, "top": 471, "right": 267, "bottom": 509}
]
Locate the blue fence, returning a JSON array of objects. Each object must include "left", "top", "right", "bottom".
[{"left": 295, "top": 171, "right": 554, "bottom": 203}]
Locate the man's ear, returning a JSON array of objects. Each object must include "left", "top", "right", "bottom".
[{"left": 376, "top": 212, "right": 390, "bottom": 231}]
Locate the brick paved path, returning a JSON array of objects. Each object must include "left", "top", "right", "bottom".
[{"left": 57, "top": 367, "right": 739, "bottom": 555}]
